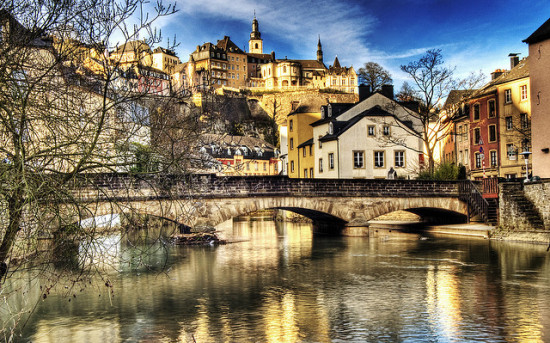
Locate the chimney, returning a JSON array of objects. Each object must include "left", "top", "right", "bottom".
[
  {"left": 509, "top": 53, "right": 520, "bottom": 69},
  {"left": 381, "top": 84, "right": 394, "bottom": 99},
  {"left": 491, "top": 69, "right": 506, "bottom": 80},
  {"left": 358, "top": 84, "right": 371, "bottom": 101}
]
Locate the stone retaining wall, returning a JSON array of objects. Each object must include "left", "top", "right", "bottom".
[{"left": 524, "top": 180, "right": 550, "bottom": 228}]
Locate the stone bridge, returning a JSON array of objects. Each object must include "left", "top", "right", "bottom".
[{"left": 68, "top": 174, "right": 469, "bottom": 234}]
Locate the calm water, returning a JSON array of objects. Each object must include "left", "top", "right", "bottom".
[{"left": 6, "top": 218, "right": 550, "bottom": 342}]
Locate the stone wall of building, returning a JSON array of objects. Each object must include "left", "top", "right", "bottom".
[{"left": 523, "top": 180, "right": 550, "bottom": 228}]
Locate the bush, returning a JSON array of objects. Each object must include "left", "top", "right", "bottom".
[{"left": 417, "top": 162, "right": 460, "bottom": 180}]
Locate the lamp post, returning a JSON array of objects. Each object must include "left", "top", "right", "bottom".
[{"left": 519, "top": 151, "right": 532, "bottom": 182}]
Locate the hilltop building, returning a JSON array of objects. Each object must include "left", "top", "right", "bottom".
[{"left": 173, "top": 16, "right": 358, "bottom": 95}]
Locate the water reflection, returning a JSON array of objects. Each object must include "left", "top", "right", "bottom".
[{"left": 4, "top": 218, "right": 550, "bottom": 342}]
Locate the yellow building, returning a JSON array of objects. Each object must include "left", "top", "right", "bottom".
[
  {"left": 496, "top": 56, "right": 531, "bottom": 179},
  {"left": 296, "top": 139, "right": 315, "bottom": 178},
  {"left": 287, "top": 98, "right": 327, "bottom": 178}
]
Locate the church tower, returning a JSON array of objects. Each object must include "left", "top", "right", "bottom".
[
  {"left": 317, "top": 36, "right": 323, "bottom": 63},
  {"left": 249, "top": 14, "right": 263, "bottom": 54}
]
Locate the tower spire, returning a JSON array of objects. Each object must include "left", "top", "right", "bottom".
[
  {"left": 317, "top": 35, "right": 323, "bottom": 63},
  {"left": 249, "top": 14, "right": 263, "bottom": 54}
]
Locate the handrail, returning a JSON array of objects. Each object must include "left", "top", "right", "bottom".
[{"left": 458, "top": 180, "right": 491, "bottom": 223}]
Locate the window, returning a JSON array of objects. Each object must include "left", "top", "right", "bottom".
[
  {"left": 304, "top": 169, "right": 308, "bottom": 178},
  {"left": 263, "top": 162, "right": 267, "bottom": 171},
  {"left": 490, "top": 150, "right": 497, "bottom": 167},
  {"left": 521, "top": 85, "right": 528, "bottom": 100},
  {"left": 474, "top": 128, "right": 481, "bottom": 145},
  {"left": 475, "top": 152, "right": 482, "bottom": 168},
  {"left": 505, "top": 89, "right": 512, "bottom": 104},
  {"left": 374, "top": 151, "right": 385, "bottom": 168},
  {"left": 290, "top": 138, "right": 294, "bottom": 150},
  {"left": 328, "top": 153, "right": 335, "bottom": 170},
  {"left": 383, "top": 126, "right": 390, "bottom": 136},
  {"left": 520, "top": 113, "right": 529, "bottom": 129},
  {"left": 473, "top": 103, "right": 480, "bottom": 120},
  {"left": 465, "top": 149, "right": 469, "bottom": 165},
  {"left": 246, "top": 162, "right": 250, "bottom": 171},
  {"left": 303, "top": 148, "right": 306, "bottom": 157},
  {"left": 318, "top": 136, "right": 322, "bottom": 149},
  {"left": 289, "top": 120, "right": 293, "bottom": 132},
  {"left": 310, "top": 168, "right": 313, "bottom": 178},
  {"left": 353, "top": 151, "right": 364, "bottom": 168},
  {"left": 506, "top": 116, "right": 513, "bottom": 130},
  {"left": 309, "top": 145, "right": 312, "bottom": 156},
  {"left": 290, "top": 160, "right": 295, "bottom": 172},
  {"left": 328, "top": 122, "right": 334, "bottom": 135},
  {"left": 488, "top": 100, "right": 496, "bottom": 118},
  {"left": 395, "top": 151, "right": 405, "bottom": 167},
  {"left": 488, "top": 125, "right": 497, "bottom": 142},
  {"left": 507, "top": 144, "right": 516, "bottom": 160},
  {"left": 319, "top": 158, "right": 323, "bottom": 172},
  {"left": 368, "top": 125, "right": 375, "bottom": 136}
]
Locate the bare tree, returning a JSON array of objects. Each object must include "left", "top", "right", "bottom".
[
  {"left": 357, "top": 62, "right": 393, "bottom": 92},
  {"left": 0, "top": 0, "right": 214, "bottom": 337},
  {"left": 400, "top": 49, "right": 484, "bottom": 172}
]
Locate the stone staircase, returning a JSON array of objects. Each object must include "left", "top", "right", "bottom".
[
  {"left": 485, "top": 198, "right": 499, "bottom": 226},
  {"left": 500, "top": 182, "right": 545, "bottom": 230}
]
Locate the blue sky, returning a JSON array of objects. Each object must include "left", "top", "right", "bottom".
[{"left": 154, "top": 0, "right": 550, "bottom": 89}]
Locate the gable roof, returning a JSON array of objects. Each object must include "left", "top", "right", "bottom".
[
  {"left": 523, "top": 18, "right": 550, "bottom": 44},
  {"left": 319, "top": 105, "right": 419, "bottom": 142},
  {"left": 216, "top": 36, "right": 245, "bottom": 54},
  {"left": 311, "top": 103, "right": 355, "bottom": 126}
]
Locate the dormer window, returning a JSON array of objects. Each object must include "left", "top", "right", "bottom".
[
  {"left": 328, "top": 105, "right": 332, "bottom": 117},
  {"left": 329, "top": 122, "right": 334, "bottom": 135},
  {"left": 321, "top": 107, "right": 325, "bottom": 119}
]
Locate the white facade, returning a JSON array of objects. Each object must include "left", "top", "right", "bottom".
[
  {"left": 313, "top": 94, "right": 424, "bottom": 179},
  {"left": 314, "top": 115, "right": 422, "bottom": 179}
]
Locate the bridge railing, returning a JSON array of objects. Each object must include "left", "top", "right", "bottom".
[
  {"left": 68, "top": 173, "right": 461, "bottom": 200},
  {"left": 458, "top": 180, "right": 490, "bottom": 223}
]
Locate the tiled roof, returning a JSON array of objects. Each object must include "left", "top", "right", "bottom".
[
  {"left": 523, "top": 18, "right": 550, "bottom": 44},
  {"left": 469, "top": 57, "right": 529, "bottom": 99},
  {"left": 288, "top": 97, "right": 329, "bottom": 116},
  {"left": 444, "top": 90, "right": 473, "bottom": 108},
  {"left": 311, "top": 103, "right": 355, "bottom": 126},
  {"left": 293, "top": 60, "right": 327, "bottom": 70},
  {"left": 497, "top": 57, "right": 529, "bottom": 83},
  {"left": 112, "top": 40, "right": 152, "bottom": 54}
]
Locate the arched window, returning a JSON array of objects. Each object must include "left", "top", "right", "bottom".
[{"left": 255, "top": 43, "right": 258, "bottom": 49}]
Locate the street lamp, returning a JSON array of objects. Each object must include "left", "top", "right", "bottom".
[{"left": 519, "top": 150, "right": 532, "bottom": 182}]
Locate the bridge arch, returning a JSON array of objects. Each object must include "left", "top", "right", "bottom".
[{"left": 190, "top": 196, "right": 468, "bottom": 229}]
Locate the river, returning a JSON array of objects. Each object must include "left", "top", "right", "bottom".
[{"left": 5, "top": 215, "right": 550, "bottom": 342}]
